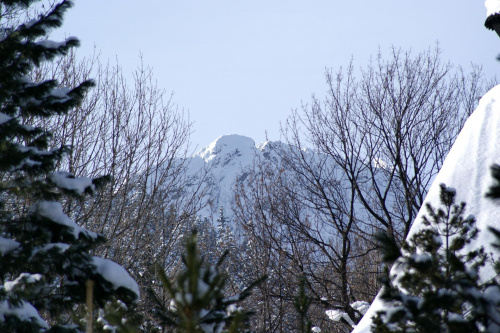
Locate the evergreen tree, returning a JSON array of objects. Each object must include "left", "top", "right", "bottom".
[
  {"left": 0, "top": 1, "right": 139, "bottom": 331},
  {"left": 215, "top": 206, "right": 248, "bottom": 296},
  {"left": 94, "top": 299, "right": 142, "bottom": 333},
  {"left": 372, "top": 184, "right": 500, "bottom": 333},
  {"left": 294, "top": 276, "right": 313, "bottom": 333},
  {"left": 196, "top": 216, "right": 218, "bottom": 266},
  {"left": 216, "top": 206, "right": 235, "bottom": 253},
  {"left": 148, "top": 231, "right": 264, "bottom": 333}
]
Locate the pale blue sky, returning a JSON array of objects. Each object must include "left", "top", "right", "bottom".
[{"left": 56, "top": 1, "right": 499, "bottom": 149}]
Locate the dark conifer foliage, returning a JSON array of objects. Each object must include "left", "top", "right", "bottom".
[
  {"left": 486, "top": 164, "right": 500, "bottom": 199},
  {"left": 294, "top": 276, "right": 313, "bottom": 333},
  {"left": 0, "top": 1, "right": 139, "bottom": 331},
  {"left": 372, "top": 184, "right": 500, "bottom": 333}
]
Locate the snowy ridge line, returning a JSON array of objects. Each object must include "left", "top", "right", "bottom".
[{"left": 183, "top": 133, "right": 399, "bottom": 228}]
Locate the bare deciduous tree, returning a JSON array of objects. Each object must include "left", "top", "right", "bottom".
[
  {"left": 232, "top": 47, "right": 493, "bottom": 332},
  {"left": 29, "top": 49, "right": 210, "bottom": 327},
  {"left": 295, "top": 46, "right": 491, "bottom": 243},
  {"left": 234, "top": 150, "right": 377, "bottom": 332}
]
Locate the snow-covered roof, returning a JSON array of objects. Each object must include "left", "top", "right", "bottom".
[
  {"left": 353, "top": 84, "right": 500, "bottom": 332},
  {"left": 486, "top": 0, "right": 500, "bottom": 17}
]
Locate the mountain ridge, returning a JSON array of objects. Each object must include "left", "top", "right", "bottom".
[{"left": 184, "top": 134, "right": 286, "bottom": 219}]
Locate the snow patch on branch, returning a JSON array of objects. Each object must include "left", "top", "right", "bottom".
[
  {"left": 0, "top": 300, "right": 48, "bottom": 328},
  {"left": 0, "top": 237, "right": 19, "bottom": 255},
  {"left": 33, "top": 243, "right": 71, "bottom": 257},
  {"left": 326, "top": 309, "right": 355, "bottom": 327},
  {"left": 4, "top": 273, "right": 42, "bottom": 292},
  {"left": 351, "top": 301, "right": 370, "bottom": 315},
  {"left": 326, "top": 301, "right": 370, "bottom": 328},
  {"left": 49, "top": 171, "right": 95, "bottom": 195},
  {"left": 29, "top": 201, "right": 98, "bottom": 240},
  {"left": 92, "top": 257, "right": 140, "bottom": 299},
  {"left": 0, "top": 112, "right": 12, "bottom": 125},
  {"left": 35, "top": 37, "right": 77, "bottom": 49}
]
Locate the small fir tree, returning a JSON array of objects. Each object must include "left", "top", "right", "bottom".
[
  {"left": 294, "top": 276, "right": 313, "bottom": 333},
  {"left": 0, "top": 1, "right": 139, "bottom": 331},
  {"left": 214, "top": 206, "right": 247, "bottom": 294},
  {"left": 372, "top": 184, "right": 500, "bottom": 333},
  {"left": 94, "top": 299, "right": 143, "bottom": 333},
  {"left": 196, "top": 216, "right": 218, "bottom": 265},
  {"left": 216, "top": 206, "right": 235, "bottom": 253},
  {"left": 148, "top": 231, "right": 264, "bottom": 333}
]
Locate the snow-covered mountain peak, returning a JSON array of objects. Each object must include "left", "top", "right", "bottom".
[
  {"left": 194, "top": 134, "right": 257, "bottom": 163},
  {"left": 185, "top": 135, "right": 264, "bottom": 217},
  {"left": 256, "top": 140, "right": 286, "bottom": 152},
  {"left": 184, "top": 135, "right": 313, "bottom": 218}
]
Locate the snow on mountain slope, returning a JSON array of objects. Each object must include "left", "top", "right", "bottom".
[
  {"left": 184, "top": 134, "right": 285, "bottom": 219},
  {"left": 352, "top": 84, "right": 500, "bottom": 332},
  {"left": 194, "top": 134, "right": 257, "bottom": 164},
  {"left": 183, "top": 133, "right": 405, "bottom": 234}
]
